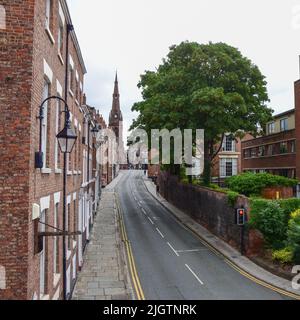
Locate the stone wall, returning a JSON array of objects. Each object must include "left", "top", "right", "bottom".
[{"left": 158, "top": 171, "right": 263, "bottom": 255}]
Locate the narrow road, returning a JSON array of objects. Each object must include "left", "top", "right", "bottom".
[{"left": 116, "top": 170, "right": 289, "bottom": 300}]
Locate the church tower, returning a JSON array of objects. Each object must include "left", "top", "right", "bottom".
[{"left": 109, "top": 72, "right": 123, "bottom": 143}]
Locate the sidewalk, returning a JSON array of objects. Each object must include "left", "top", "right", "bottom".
[
  {"left": 143, "top": 178, "right": 300, "bottom": 299},
  {"left": 72, "top": 174, "right": 133, "bottom": 300}
]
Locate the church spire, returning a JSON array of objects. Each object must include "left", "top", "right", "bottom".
[
  {"left": 109, "top": 72, "right": 123, "bottom": 127},
  {"left": 113, "top": 71, "right": 119, "bottom": 96}
]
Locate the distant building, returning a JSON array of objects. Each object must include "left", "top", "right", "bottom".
[
  {"left": 241, "top": 109, "right": 296, "bottom": 179},
  {"left": 212, "top": 134, "right": 242, "bottom": 183},
  {"left": 108, "top": 73, "right": 125, "bottom": 180}
]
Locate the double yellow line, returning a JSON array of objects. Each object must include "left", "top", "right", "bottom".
[{"left": 115, "top": 193, "right": 145, "bottom": 300}]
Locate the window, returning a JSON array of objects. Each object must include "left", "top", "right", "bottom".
[
  {"left": 53, "top": 204, "right": 59, "bottom": 274},
  {"left": 73, "top": 200, "right": 77, "bottom": 241},
  {"left": 243, "top": 149, "right": 250, "bottom": 159},
  {"left": 75, "top": 80, "right": 79, "bottom": 102},
  {"left": 55, "top": 99, "right": 62, "bottom": 170},
  {"left": 268, "top": 144, "right": 274, "bottom": 156},
  {"left": 223, "top": 134, "right": 236, "bottom": 152},
  {"left": 291, "top": 140, "right": 296, "bottom": 153},
  {"left": 41, "top": 80, "right": 50, "bottom": 169},
  {"left": 69, "top": 65, "right": 74, "bottom": 94},
  {"left": 268, "top": 122, "right": 275, "bottom": 134},
  {"left": 251, "top": 148, "right": 256, "bottom": 158},
  {"left": 258, "top": 146, "right": 265, "bottom": 157},
  {"left": 45, "top": 0, "right": 52, "bottom": 30},
  {"left": 74, "top": 128, "right": 78, "bottom": 170},
  {"left": 280, "top": 142, "right": 288, "bottom": 154},
  {"left": 220, "top": 158, "right": 238, "bottom": 178},
  {"left": 39, "top": 210, "right": 47, "bottom": 298},
  {"left": 280, "top": 118, "right": 288, "bottom": 132},
  {"left": 0, "top": 5, "right": 6, "bottom": 30},
  {"left": 57, "top": 19, "right": 64, "bottom": 57},
  {"left": 67, "top": 203, "right": 71, "bottom": 250}
]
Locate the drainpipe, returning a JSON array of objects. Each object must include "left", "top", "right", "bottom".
[{"left": 62, "top": 23, "right": 74, "bottom": 301}]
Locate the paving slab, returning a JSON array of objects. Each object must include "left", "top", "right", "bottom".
[{"left": 72, "top": 174, "right": 133, "bottom": 300}]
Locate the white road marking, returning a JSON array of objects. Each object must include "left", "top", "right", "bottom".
[
  {"left": 156, "top": 228, "right": 165, "bottom": 239},
  {"left": 185, "top": 264, "right": 204, "bottom": 285},
  {"left": 177, "top": 249, "right": 207, "bottom": 253},
  {"left": 167, "top": 242, "right": 179, "bottom": 257},
  {"left": 148, "top": 217, "right": 154, "bottom": 225}
]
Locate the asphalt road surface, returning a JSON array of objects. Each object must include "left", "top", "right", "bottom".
[{"left": 116, "top": 170, "right": 289, "bottom": 300}]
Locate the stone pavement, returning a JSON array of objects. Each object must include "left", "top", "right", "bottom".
[
  {"left": 143, "top": 177, "right": 300, "bottom": 299},
  {"left": 72, "top": 174, "right": 133, "bottom": 300}
]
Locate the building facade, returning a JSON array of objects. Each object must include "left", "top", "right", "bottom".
[
  {"left": 0, "top": 0, "right": 102, "bottom": 300},
  {"left": 241, "top": 109, "right": 296, "bottom": 179},
  {"left": 211, "top": 134, "right": 242, "bottom": 183}
]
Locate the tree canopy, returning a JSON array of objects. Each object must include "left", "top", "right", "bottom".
[{"left": 130, "top": 41, "right": 273, "bottom": 183}]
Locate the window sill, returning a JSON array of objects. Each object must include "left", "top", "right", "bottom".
[
  {"left": 67, "top": 171, "right": 73, "bottom": 176},
  {"left": 41, "top": 168, "right": 52, "bottom": 174},
  {"left": 40, "top": 294, "right": 50, "bottom": 301},
  {"left": 53, "top": 273, "right": 61, "bottom": 288},
  {"left": 55, "top": 168, "right": 62, "bottom": 174},
  {"left": 58, "top": 53, "right": 64, "bottom": 65},
  {"left": 75, "top": 99, "right": 79, "bottom": 106},
  {"left": 45, "top": 27, "right": 55, "bottom": 45},
  {"left": 73, "top": 170, "right": 78, "bottom": 175},
  {"left": 69, "top": 90, "right": 74, "bottom": 97}
]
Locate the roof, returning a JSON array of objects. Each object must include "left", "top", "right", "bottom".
[{"left": 272, "top": 108, "right": 295, "bottom": 120}]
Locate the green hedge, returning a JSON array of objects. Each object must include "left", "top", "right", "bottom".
[
  {"left": 225, "top": 172, "right": 298, "bottom": 197},
  {"left": 250, "top": 198, "right": 300, "bottom": 263},
  {"left": 249, "top": 199, "right": 287, "bottom": 249}
]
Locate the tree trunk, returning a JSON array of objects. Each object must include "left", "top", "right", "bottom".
[{"left": 203, "top": 141, "right": 212, "bottom": 186}]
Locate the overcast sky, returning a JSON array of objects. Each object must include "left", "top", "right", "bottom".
[{"left": 68, "top": 0, "right": 300, "bottom": 139}]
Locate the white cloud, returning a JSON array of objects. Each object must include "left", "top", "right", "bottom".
[{"left": 68, "top": 0, "right": 300, "bottom": 138}]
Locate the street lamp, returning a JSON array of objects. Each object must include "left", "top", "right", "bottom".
[
  {"left": 36, "top": 95, "right": 77, "bottom": 301},
  {"left": 57, "top": 118, "right": 77, "bottom": 153},
  {"left": 91, "top": 124, "right": 99, "bottom": 140}
]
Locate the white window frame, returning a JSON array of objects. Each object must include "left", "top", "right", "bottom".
[
  {"left": 0, "top": 5, "right": 6, "bottom": 30},
  {"left": 268, "top": 122, "right": 275, "bottom": 134},
  {"left": 280, "top": 118, "right": 288, "bottom": 132},
  {"left": 41, "top": 80, "right": 50, "bottom": 169},
  {"left": 39, "top": 210, "right": 46, "bottom": 298},
  {"left": 45, "top": 0, "right": 51, "bottom": 29},
  {"left": 220, "top": 158, "right": 238, "bottom": 178},
  {"left": 55, "top": 97, "right": 61, "bottom": 172}
]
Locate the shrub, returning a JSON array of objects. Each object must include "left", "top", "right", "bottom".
[
  {"left": 291, "top": 208, "right": 300, "bottom": 220},
  {"left": 225, "top": 172, "right": 298, "bottom": 197},
  {"left": 249, "top": 199, "right": 287, "bottom": 248},
  {"left": 276, "top": 198, "right": 300, "bottom": 223},
  {"left": 227, "top": 191, "right": 239, "bottom": 207},
  {"left": 293, "top": 246, "right": 300, "bottom": 264},
  {"left": 272, "top": 247, "right": 294, "bottom": 264},
  {"left": 287, "top": 210, "right": 300, "bottom": 251}
]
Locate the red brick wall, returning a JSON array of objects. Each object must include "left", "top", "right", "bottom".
[
  {"left": 0, "top": 0, "right": 35, "bottom": 300},
  {"left": 0, "top": 0, "right": 90, "bottom": 300}
]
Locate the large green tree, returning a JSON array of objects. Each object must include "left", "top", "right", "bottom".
[{"left": 131, "top": 41, "right": 272, "bottom": 184}]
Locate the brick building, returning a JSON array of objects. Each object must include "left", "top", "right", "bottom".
[
  {"left": 241, "top": 109, "right": 296, "bottom": 179},
  {"left": 0, "top": 0, "right": 103, "bottom": 300},
  {"left": 211, "top": 134, "right": 242, "bottom": 183}
]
